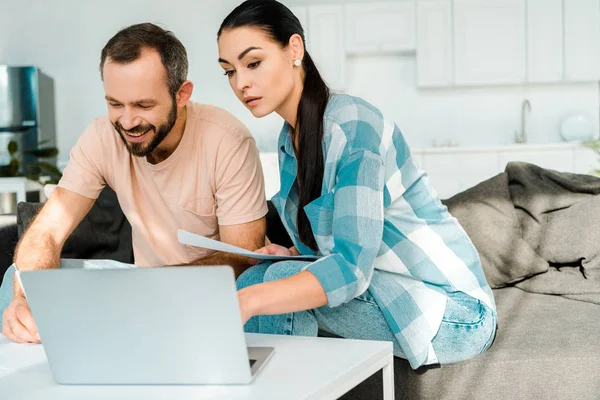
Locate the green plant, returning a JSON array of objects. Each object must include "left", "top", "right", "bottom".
[{"left": 0, "top": 139, "right": 63, "bottom": 184}]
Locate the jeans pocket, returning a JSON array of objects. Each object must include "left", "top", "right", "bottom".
[{"left": 441, "top": 291, "right": 484, "bottom": 326}]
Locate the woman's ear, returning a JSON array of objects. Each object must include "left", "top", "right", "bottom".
[{"left": 288, "top": 33, "right": 305, "bottom": 66}]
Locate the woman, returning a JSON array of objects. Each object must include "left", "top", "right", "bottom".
[{"left": 217, "top": 0, "right": 496, "bottom": 369}]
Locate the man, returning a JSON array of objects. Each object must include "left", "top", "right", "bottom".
[{"left": 1, "top": 23, "right": 268, "bottom": 343}]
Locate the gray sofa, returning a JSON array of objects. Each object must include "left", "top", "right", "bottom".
[{"left": 1, "top": 189, "right": 599, "bottom": 399}]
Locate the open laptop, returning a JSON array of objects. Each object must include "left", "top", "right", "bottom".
[{"left": 19, "top": 266, "right": 274, "bottom": 385}]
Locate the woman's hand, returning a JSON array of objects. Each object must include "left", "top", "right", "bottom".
[{"left": 248, "top": 244, "right": 297, "bottom": 265}]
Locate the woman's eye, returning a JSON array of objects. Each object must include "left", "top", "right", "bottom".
[
  {"left": 224, "top": 70, "right": 235, "bottom": 77},
  {"left": 248, "top": 61, "right": 261, "bottom": 69}
]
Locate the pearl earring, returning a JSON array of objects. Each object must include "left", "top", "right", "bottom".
[{"left": 294, "top": 59, "right": 302, "bottom": 67}]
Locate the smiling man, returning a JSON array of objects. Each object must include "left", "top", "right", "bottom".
[{"left": 1, "top": 23, "right": 268, "bottom": 344}]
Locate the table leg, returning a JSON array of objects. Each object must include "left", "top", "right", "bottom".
[{"left": 382, "top": 356, "right": 394, "bottom": 400}]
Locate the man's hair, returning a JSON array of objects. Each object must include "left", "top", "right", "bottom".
[{"left": 99, "top": 23, "right": 188, "bottom": 98}]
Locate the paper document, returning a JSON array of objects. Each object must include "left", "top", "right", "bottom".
[{"left": 178, "top": 230, "right": 320, "bottom": 261}]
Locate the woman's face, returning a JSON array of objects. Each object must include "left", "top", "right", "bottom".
[{"left": 218, "top": 27, "right": 297, "bottom": 118}]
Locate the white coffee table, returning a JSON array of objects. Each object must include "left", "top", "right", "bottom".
[{"left": 0, "top": 333, "right": 394, "bottom": 400}]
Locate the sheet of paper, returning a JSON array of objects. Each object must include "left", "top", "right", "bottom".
[{"left": 177, "top": 230, "right": 320, "bottom": 261}]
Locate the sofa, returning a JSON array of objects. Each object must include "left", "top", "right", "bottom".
[{"left": 1, "top": 187, "right": 599, "bottom": 400}]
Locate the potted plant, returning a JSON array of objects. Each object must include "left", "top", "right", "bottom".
[
  {"left": 0, "top": 139, "right": 62, "bottom": 184},
  {"left": 0, "top": 140, "right": 62, "bottom": 213}
]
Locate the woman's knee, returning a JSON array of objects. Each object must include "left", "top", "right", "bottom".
[
  {"left": 262, "top": 260, "right": 310, "bottom": 283},
  {"left": 236, "top": 263, "right": 270, "bottom": 290}
]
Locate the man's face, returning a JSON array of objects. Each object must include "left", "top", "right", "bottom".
[{"left": 103, "top": 48, "right": 178, "bottom": 157}]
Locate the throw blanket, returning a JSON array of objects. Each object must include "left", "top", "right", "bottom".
[{"left": 443, "top": 162, "right": 600, "bottom": 305}]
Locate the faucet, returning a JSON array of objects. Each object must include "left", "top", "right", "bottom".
[{"left": 515, "top": 99, "right": 531, "bottom": 144}]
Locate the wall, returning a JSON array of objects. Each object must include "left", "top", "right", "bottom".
[
  {"left": 0, "top": 0, "right": 598, "bottom": 163},
  {"left": 0, "top": 0, "right": 285, "bottom": 165},
  {"left": 345, "top": 54, "right": 599, "bottom": 148}
]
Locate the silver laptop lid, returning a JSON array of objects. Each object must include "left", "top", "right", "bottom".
[{"left": 20, "top": 266, "right": 254, "bottom": 384}]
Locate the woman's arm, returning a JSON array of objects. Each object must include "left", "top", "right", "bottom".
[
  {"left": 237, "top": 270, "right": 327, "bottom": 324},
  {"left": 238, "top": 151, "right": 386, "bottom": 322}
]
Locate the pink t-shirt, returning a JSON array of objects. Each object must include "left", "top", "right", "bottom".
[{"left": 58, "top": 102, "right": 267, "bottom": 266}]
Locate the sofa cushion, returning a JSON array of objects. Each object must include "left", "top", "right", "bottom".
[
  {"left": 341, "top": 287, "right": 600, "bottom": 400},
  {"left": 16, "top": 186, "right": 133, "bottom": 264},
  {"left": 442, "top": 173, "right": 549, "bottom": 288}
]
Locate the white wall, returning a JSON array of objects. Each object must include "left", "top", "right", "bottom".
[
  {"left": 0, "top": 0, "right": 285, "bottom": 164},
  {"left": 345, "top": 54, "right": 600, "bottom": 148},
  {"left": 0, "top": 0, "right": 598, "bottom": 162}
]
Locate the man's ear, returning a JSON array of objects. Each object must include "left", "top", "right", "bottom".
[{"left": 176, "top": 81, "right": 194, "bottom": 106}]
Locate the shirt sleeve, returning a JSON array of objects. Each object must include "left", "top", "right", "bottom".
[
  {"left": 214, "top": 137, "right": 268, "bottom": 225},
  {"left": 306, "top": 150, "right": 387, "bottom": 307},
  {"left": 57, "top": 120, "right": 107, "bottom": 199}
]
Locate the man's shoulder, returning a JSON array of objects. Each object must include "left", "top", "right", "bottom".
[{"left": 188, "top": 102, "right": 252, "bottom": 142}]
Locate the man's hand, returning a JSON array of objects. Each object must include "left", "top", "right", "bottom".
[{"left": 2, "top": 296, "right": 40, "bottom": 343}]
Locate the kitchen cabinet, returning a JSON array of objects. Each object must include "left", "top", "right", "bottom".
[
  {"left": 416, "top": 0, "right": 453, "bottom": 87},
  {"left": 289, "top": 6, "right": 308, "bottom": 32},
  {"left": 498, "top": 149, "right": 574, "bottom": 173},
  {"left": 527, "top": 0, "right": 564, "bottom": 83},
  {"left": 344, "top": 1, "right": 416, "bottom": 54},
  {"left": 564, "top": 0, "right": 600, "bottom": 81},
  {"left": 307, "top": 5, "right": 346, "bottom": 91},
  {"left": 453, "top": 0, "right": 526, "bottom": 85},
  {"left": 421, "top": 151, "right": 501, "bottom": 199}
]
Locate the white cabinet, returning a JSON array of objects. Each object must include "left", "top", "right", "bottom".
[
  {"left": 497, "top": 149, "right": 575, "bottom": 173},
  {"left": 453, "top": 0, "right": 526, "bottom": 85},
  {"left": 289, "top": 6, "right": 308, "bottom": 32},
  {"left": 307, "top": 5, "right": 346, "bottom": 91},
  {"left": 417, "top": 1, "right": 453, "bottom": 87},
  {"left": 418, "top": 144, "right": 588, "bottom": 199},
  {"left": 527, "top": 0, "right": 564, "bottom": 83},
  {"left": 574, "top": 146, "right": 599, "bottom": 175},
  {"left": 564, "top": 0, "right": 600, "bottom": 81},
  {"left": 344, "top": 1, "right": 415, "bottom": 54},
  {"left": 422, "top": 152, "right": 501, "bottom": 199}
]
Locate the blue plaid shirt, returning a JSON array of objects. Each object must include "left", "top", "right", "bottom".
[{"left": 271, "top": 94, "right": 496, "bottom": 368}]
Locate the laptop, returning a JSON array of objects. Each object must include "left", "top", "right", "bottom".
[{"left": 19, "top": 266, "right": 274, "bottom": 385}]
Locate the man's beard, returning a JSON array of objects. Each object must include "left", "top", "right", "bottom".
[{"left": 113, "top": 100, "right": 178, "bottom": 158}]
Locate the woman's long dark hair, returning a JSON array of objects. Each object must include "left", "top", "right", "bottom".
[{"left": 218, "top": 0, "right": 330, "bottom": 251}]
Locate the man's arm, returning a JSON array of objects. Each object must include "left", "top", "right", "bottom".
[
  {"left": 182, "top": 217, "right": 266, "bottom": 277},
  {"left": 13, "top": 187, "right": 95, "bottom": 296},
  {"left": 3, "top": 187, "right": 95, "bottom": 343}
]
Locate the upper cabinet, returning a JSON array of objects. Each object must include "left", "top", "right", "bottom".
[
  {"left": 564, "top": 0, "right": 600, "bottom": 82},
  {"left": 289, "top": 6, "right": 308, "bottom": 31},
  {"left": 453, "top": 0, "right": 526, "bottom": 85},
  {"left": 307, "top": 5, "right": 346, "bottom": 91},
  {"left": 293, "top": 0, "right": 600, "bottom": 89},
  {"left": 344, "top": 1, "right": 416, "bottom": 54},
  {"left": 417, "top": 1, "right": 454, "bottom": 87},
  {"left": 527, "top": 0, "right": 564, "bottom": 83}
]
